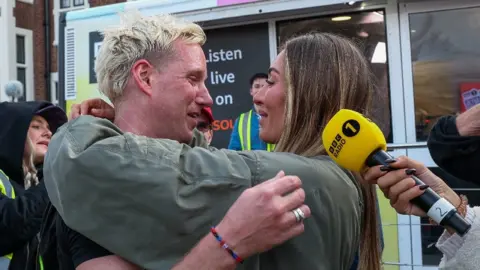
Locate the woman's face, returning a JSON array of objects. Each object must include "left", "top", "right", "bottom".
[
  {"left": 24, "top": 115, "right": 52, "bottom": 164},
  {"left": 253, "top": 51, "right": 286, "bottom": 143}
]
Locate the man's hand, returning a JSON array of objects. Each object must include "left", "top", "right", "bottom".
[
  {"left": 70, "top": 98, "right": 115, "bottom": 121},
  {"left": 456, "top": 103, "right": 480, "bottom": 136},
  {"left": 215, "top": 171, "right": 310, "bottom": 259}
]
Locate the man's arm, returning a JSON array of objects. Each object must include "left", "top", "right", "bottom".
[
  {"left": 428, "top": 114, "right": 480, "bottom": 183},
  {"left": 44, "top": 116, "right": 308, "bottom": 269},
  {"left": 70, "top": 172, "right": 307, "bottom": 270},
  {"left": 77, "top": 233, "right": 236, "bottom": 270},
  {"left": 228, "top": 118, "right": 242, "bottom": 150}
]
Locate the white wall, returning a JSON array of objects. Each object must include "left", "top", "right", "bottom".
[{"left": 0, "top": 0, "right": 17, "bottom": 102}]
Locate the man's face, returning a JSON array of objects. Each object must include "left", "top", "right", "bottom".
[
  {"left": 250, "top": 78, "right": 266, "bottom": 97},
  {"left": 139, "top": 40, "right": 213, "bottom": 143}
]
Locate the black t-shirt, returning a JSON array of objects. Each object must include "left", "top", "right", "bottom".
[
  {"left": 57, "top": 217, "right": 113, "bottom": 269},
  {"left": 35, "top": 203, "right": 112, "bottom": 270}
]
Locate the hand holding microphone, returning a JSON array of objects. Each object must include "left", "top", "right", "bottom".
[
  {"left": 322, "top": 109, "right": 471, "bottom": 236},
  {"left": 363, "top": 156, "right": 463, "bottom": 220}
]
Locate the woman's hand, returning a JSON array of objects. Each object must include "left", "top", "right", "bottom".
[
  {"left": 362, "top": 156, "right": 460, "bottom": 217},
  {"left": 70, "top": 98, "right": 115, "bottom": 121}
]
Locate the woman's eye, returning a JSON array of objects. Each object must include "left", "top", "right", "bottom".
[{"left": 266, "top": 79, "right": 274, "bottom": 85}]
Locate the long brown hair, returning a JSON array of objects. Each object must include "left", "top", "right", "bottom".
[{"left": 275, "top": 33, "right": 382, "bottom": 270}]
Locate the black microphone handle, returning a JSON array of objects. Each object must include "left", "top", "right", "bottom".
[{"left": 366, "top": 149, "right": 471, "bottom": 236}]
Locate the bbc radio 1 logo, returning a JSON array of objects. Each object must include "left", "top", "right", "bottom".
[
  {"left": 89, "top": 31, "right": 104, "bottom": 84},
  {"left": 328, "top": 119, "right": 360, "bottom": 158}
]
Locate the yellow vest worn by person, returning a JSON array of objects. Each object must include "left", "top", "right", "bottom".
[
  {"left": 238, "top": 109, "right": 275, "bottom": 151},
  {"left": 0, "top": 169, "right": 15, "bottom": 269}
]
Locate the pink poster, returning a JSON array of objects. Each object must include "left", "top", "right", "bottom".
[{"left": 217, "top": 0, "right": 261, "bottom": 6}]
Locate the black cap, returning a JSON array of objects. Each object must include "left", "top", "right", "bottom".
[{"left": 36, "top": 104, "right": 68, "bottom": 133}]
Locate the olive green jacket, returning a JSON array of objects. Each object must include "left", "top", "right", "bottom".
[{"left": 43, "top": 116, "right": 363, "bottom": 270}]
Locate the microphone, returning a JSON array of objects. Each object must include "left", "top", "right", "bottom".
[{"left": 322, "top": 109, "right": 471, "bottom": 236}]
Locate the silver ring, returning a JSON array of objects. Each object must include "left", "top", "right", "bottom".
[{"left": 292, "top": 208, "right": 305, "bottom": 222}]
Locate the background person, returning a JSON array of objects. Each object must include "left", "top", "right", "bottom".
[
  {"left": 0, "top": 101, "right": 67, "bottom": 270},
  {"left": 363, "top": 156, "right": 477, "bottom": 269},
  {"left": 428, "top": 103, "right": 480, "bottom": 184},
  {"left": 197, "top": 107, "right": 214, "bottom": 145},
  {"left": 228, "top": 73, "right": 275, "bottom": 151}
]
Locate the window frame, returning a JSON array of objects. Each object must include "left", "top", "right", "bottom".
[
  {"left": 53, "top": 0, "right": 89, "bottom": 46},
  {"left": 15, "top": 27, "right": 34, "bottom": 101},
  {"left": 17, "top": 0, "right": 34, "bottom": 4}
]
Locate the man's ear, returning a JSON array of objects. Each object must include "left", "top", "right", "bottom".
[{"left": 131, "top": 59, "right": 155, "bottom": 96}]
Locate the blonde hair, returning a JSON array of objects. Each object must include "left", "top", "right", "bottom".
[
  {"left": 95, "top": 12, "right": 206, "bottom": 101},
  {"left": 275, "top": 33, "right": 381, "bottom": 270},
  {"left": 23, "top": 136, "right": 38, "bottom": 189}
]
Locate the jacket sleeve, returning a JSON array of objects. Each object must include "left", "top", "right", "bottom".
[
  {"left": 0, "top": 181, "right": 49, "bottom": 255},
  {"left": 437, "top": 206, "right": 480, "bottom": 269},
  {"left": 43, "top": 117, "right": 256, "bottom": 269},
  {"left": 427, "top": 116, "right": 480, "bottom": 183},
  {"left": 228, "top": 118, "right": 242, "bottom": 150}
]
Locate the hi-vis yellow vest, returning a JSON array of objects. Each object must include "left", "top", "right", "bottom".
[
  {"left": 238, "top": 109, "right": 275, "bottom": 152},
  {"left": 0, "top": 169, "right": 15, "bottom": 269},
  {"left": 0, "top": 170, "right": 44, "bottom": 270}
]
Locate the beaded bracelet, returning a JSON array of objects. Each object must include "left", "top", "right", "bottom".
[{"left": 210, "top": 227, "right": 244, "bottom": 264}]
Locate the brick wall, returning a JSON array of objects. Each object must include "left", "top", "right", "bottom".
[
  {"left": 14, "top": 0, "right": 48, "bottom": 100},
  {"left": 14, "top": 0, "right": 124, "bottom": 101}
]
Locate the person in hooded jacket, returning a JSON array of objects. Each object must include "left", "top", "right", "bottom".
[
  {"left": 427, "top": 104, "right": 480, "bottom": 185},
  {"left": 0, "top": 101, "right": 67, "bottom": 270}
]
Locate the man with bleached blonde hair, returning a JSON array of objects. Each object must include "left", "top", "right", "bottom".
[{"left": 44, "top": 12, "right": 308, "bottom": 270}]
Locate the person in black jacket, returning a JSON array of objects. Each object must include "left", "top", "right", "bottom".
[
  {"left": 427, "top": 104, "right": 480, "bottom": 185},
  {"left": 0, "top": 101, "right": 67, "bottom": 270}
]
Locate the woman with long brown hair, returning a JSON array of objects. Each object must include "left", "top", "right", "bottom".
[
  {"left": 264, "top": 33, "right": 382, "bottom": 269},
  {"left": 45, "top": 22, "right": 382, "bottom": 270}
]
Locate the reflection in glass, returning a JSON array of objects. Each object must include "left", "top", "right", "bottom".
[
  {"left": 276, "top": 11, "right": 393, "bottom": 143},
  {"left": 409, "top": 7, "right": 480, "bottom": 141},
  {"left": 16, "top": 35, "right": 25, "bottom": 65},
  {"left": 60, "top": 0, "right": 71, "bottom": 9},
  {"left": 73, "top": 0, "right": 84, "bottom": 6},
  {"left": 17, "top": 67, "right": 26, "bottom": 102}
]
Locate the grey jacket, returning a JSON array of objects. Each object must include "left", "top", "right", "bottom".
[
  {"left": 437, "top": 206, "right": 480, "bottom": 270},
  {"left": 43, "top": 116, "right": 363, "bottom": 270}
]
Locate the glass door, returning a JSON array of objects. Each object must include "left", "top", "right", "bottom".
[{"left": 399, "top": 0, "right": 480, "bottom": 268}]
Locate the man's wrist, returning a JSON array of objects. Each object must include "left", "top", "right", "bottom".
[
  {"left": 205, "top": 232, "right": 239, "bottom": 269},
  {"left": 215, "top": 221, "right": 246, "bottom": 258},
  {"left": 173, "top": 232, "right": 237, "bottom": 270}
]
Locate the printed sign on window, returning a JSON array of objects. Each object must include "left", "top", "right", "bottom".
[{"left": 460, "top": 83, "right": 480, "bottom": 112}]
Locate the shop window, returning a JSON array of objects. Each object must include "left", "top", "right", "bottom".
[
  {"left": 277, "top": 11, "right": 393, "bottom": 143},
  {"left": 409, "top": 7, "right": 480, "bottom": 141}
]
